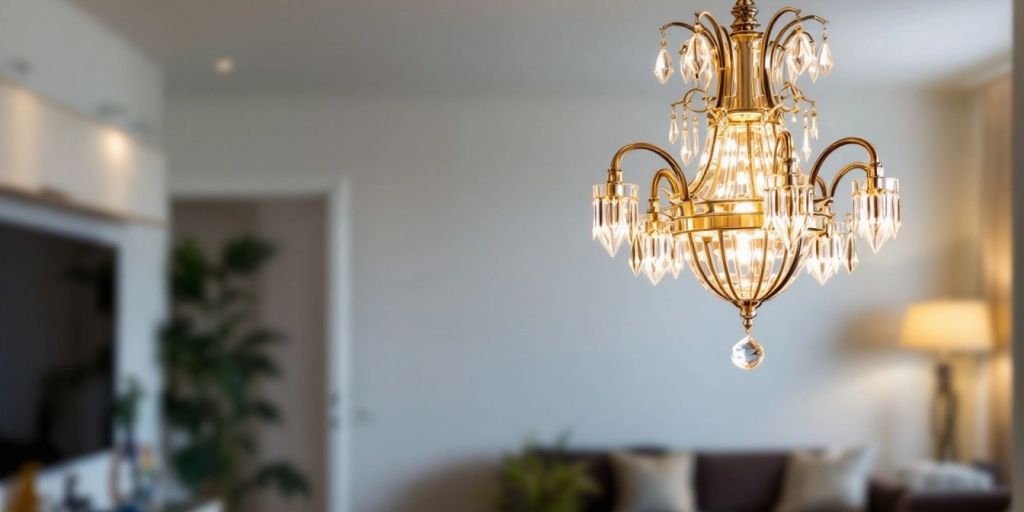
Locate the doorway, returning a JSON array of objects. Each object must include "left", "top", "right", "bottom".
[{"left": 172, "top": 196, "right": 331, "bottom": 512}]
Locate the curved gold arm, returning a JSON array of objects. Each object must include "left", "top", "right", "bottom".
[
  {"left": 648, "top": 168, "right": 685, "bottom": 221},
  {"left": 608, "top": 142, "right": 691, "bottom": 203},
  {"left": 760, "top": 9, "right": 828, "bottom": 106},
  {"left": 808, "top": 137, "right": 881, "bottom": 200},
  {"left": 694, "top": 12, "right": 731, "bottom": 107}
]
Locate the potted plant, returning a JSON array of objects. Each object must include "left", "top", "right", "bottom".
[
  {"left": 497, "top": 434, "right": 599, "bottom": 512},
  {"left": 161, "top": 236, "right": 310, "bottom": 510}
]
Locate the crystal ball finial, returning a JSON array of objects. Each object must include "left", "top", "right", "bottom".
[{"left": 731, "top": 334, "right": 764, "bottom": 370}]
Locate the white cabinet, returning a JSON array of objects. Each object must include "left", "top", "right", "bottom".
[{"left": 0, "top": 80, "right": 166, "bottom": 222}]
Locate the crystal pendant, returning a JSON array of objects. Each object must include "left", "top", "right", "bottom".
[
  {"left": 592, "top": 183, "right": 639, "bottom": 257},
  {"left": 669, "top": 113, "right": 680, "bottom": 144},
  {"left": 851, "top": 177, "right": 901, "bottom": 253},
  {"left": 670, "top": 238, "right": 686, "bottom": 278},
  {"left": 811, "top": 112, "right": 819, "bottom": 140},
  {"left": 786, "top": 48, "right": 799, "bottom": 82},
  {"left": 655, "top": 47, "right": 673, "bottom": 84},
  {"left": 629, "top": 237, "right": 644, "bottom": 276},
  {"left": 843, "top": 216, "right": 859, "bottom": 274},
  {"left": 796, "top": 33, "right": 813, "bottom": 75},
  {"left": 764, "top": 174, "right": 813, "bottom": 250},
  {"left": 680, "top": 118, "right": 692, "bottom": 164},
  {"left": 682, "top": 40, "right": 698, "bottom": 82},
  {"left": 732, "top": 335, "right": 765, "bottom": 370},
  {"left": 819, "top": 41, "right": 834, "bottom": 76},
  {"left": 636, "top": 228, "right": 673, "bottom": 285},
  {"left": 690, "top": 115, "right": 699, "bottom": 160},
  {"left": 701, "top": 63, "right": 714, "bottom": 90},
  {"left": 801, "top": 114, "right": 812, "bottom": 161},
  {"left": 808, "top": 54, "right": 820, "bottom": 82},
  {"left": 806, "top": 229, "right": 842, "bottom": 285}
]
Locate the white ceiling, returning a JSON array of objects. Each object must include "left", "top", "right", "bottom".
[{"left": 71, "top": 0, "right": 1012, "bottom": 96}]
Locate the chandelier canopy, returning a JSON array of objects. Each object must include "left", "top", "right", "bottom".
[{"left": 591, "top": 0, "right": 901, "bottom": 369}]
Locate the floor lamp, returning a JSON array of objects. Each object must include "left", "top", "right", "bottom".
[{"left": 900, "top": 300, "right": 994, "bottom": 461}]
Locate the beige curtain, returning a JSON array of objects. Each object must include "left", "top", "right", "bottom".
[{"left": 980, "top": 76, "right": 1012, "bottom": 477}]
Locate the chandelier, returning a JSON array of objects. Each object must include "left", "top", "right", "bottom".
[{"left": 591, "top": 0, "right": 901, "bottom": 369}]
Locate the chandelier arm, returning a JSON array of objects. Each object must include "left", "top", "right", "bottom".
[
  {"left": 815, "top": 175, "right": 829, "bottom": 198},
  {"left": 761, "top": 11, "right": 828, "bottom": 104},
  {"left": 808, "top": 137, "right": 880, "bottom": 188},
  {"left": 772, "top": 130, "right": 796, "bottom": 171},
  {"left": 825, "top": 162, "right": 872, "bottom": 199},
  {"left": 609, "top": 142, "right": 691, "bottom": 203},
  {"left": 687, "top": 122, "right": 721, "bottom": 193},
  {"left": 649, "top": 169, "right": 684, "bottom": 216},
  {"left": 773, "top": 15, "right": 829, "bottom": 52},
  {"left": 761, "top": 8, "right": 801, "bottom": 103},
  {"left": 694, "top": 12, "right": 730, "bottom": 107},
  {"left": 673, "top": 88, "right": 712, "bottom": 114},
  {"left": 660, "top": 21, "right": 698, "bottom": 32}
]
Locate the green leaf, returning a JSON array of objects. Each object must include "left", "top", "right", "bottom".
[
  {"left": 245, "top": 462, "right": 312, "bottom": 499},
  {"left": 221, "top": 235, "right": 274, "bottom": 276},
  {"left": 172, "top": 437, "right": 231, "bottom": 490},
  {"left": 170, "top": 238, "right": 209, "bottom": 303},
  {"left": 241, "top": 400, "right": 281, "bottom": 423},
  {"left": 237, "top": 328, "right": 286, "bottom": 352}
]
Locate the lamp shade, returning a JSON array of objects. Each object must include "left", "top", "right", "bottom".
[{"left": 900, "top": 300, "right": 994, "bottom": 353}]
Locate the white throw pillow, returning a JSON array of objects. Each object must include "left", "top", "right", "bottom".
[
  {"left": 774, "top": 447, "right": 877, "bottom": 512},
  {"left": 611, "top": 451, "right": 698, "bottom": 512}
]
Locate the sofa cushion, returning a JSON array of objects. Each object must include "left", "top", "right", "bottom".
[
  {"left": 774, "top": 447, "right": 877, "bottom": 512},
  {"left": 695, "top": 451, "right": 791, "bottom": 512},
  {"left": 611, "top": 450, "right": 697, "bottom": 512}
]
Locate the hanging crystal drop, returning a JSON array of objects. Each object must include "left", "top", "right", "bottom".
[
  {"left": 683, "top": 41, "right": 698, "bottom": 82},
  {"left": 732, "top": 334, "right": 765, "bottom": 370},
  {"left": 701, "top": 61, "right": 714, "bottom": 90},
  {"left": 694, "top": 35, "right": 707, "bottom": 76},
  {"left": 680, "top": 117, "right": 692, "bottom": 164},
  {"left": 670, "top": 238, "right": 684, "bottom": 278},
  {"left": 786, "top": 49, "right": 799, "bottom": 82},
  {"left": 844, "top": 217, "right": 859, "bottom": 274},
  {"left": 669, "top": 112, "right": 680, "bottom": 144},
  {"left": 629, "top": 237, "right": 643, "bottom": 276},
  {"left": 801, "top": 114, "right": 812, "bottom": 161},
  {"left": 690, "top": 115, "right": 699, "bottom": 160},
  {"left": 790, "top": 111, "right": 798, "bottom": 124},
  {"left": 797, "top": 32, "right": 813, "bottom": 75},
  {"left": 811, "top": 112, "right": 819, "bottom": 140},
  {"left": 808, "top": 53, "right": 820, "bottom": 82},
  {"left": 819, "top": 40, "right": 834, "bottom": 77},
  {"left": 655, "top": 45, "right": 673, "bottom": 84}
]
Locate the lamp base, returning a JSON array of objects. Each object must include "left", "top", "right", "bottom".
[{"left": 931, "top": 360, "right": 958, "bottom": 461}]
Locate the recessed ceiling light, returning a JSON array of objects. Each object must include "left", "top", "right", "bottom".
[{"left": 214, "top": 58, "right": 235, "bottom": 75}]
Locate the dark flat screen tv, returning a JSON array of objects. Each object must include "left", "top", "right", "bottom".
[{"left": 0, "top": 220, "right": 116, "bottom": 477}]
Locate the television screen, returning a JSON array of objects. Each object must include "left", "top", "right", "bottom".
[{"left": 0, "top": 220, "right": 117, "bottom": 477}]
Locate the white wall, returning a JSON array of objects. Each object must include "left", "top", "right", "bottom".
[
  {"left": 0, "top": 0, "right": 163, "bottom": 140},
  {"left": 166, "top": 88, "right": 976, "bottom": 512}
]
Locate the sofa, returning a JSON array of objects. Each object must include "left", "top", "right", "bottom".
[{"left": 535, "top": 448, "right": 1010, "bottom": 512}]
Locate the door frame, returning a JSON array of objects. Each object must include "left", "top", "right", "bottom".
[{"left": 171, "top": 175, "right": 353, "bottom": 512}]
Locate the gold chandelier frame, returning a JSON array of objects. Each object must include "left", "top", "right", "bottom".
[{"left": 591, "top": 0, "right": 901, "bottom": 365}]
